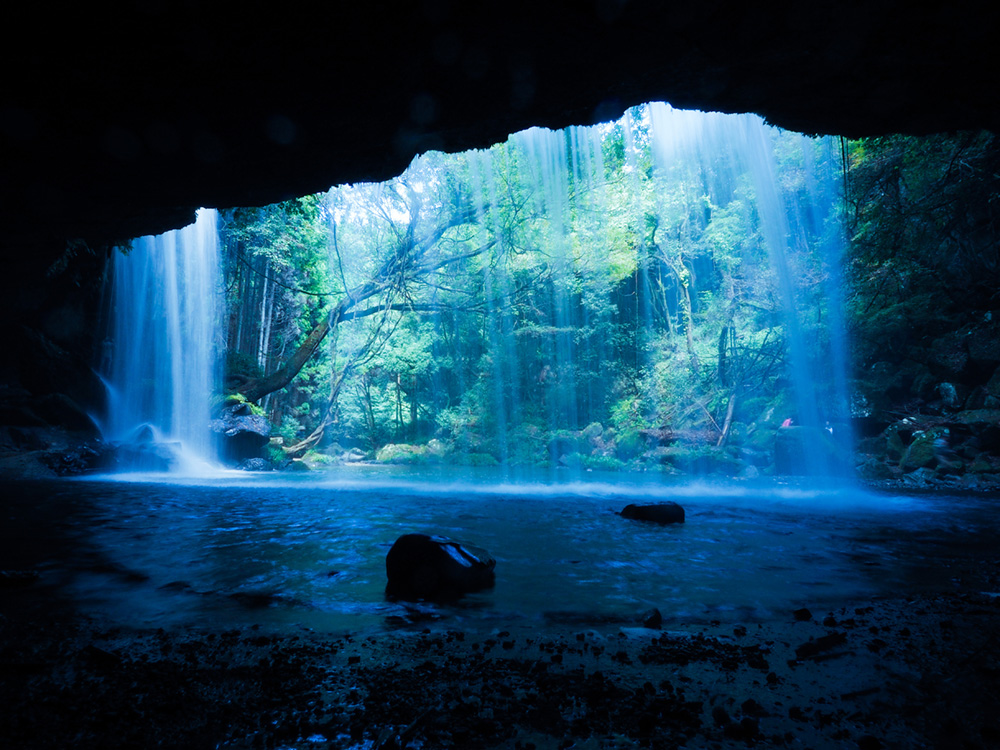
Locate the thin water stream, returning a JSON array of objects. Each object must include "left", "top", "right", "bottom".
[{"left": 3, "top": 470, "right": 994, "bottom": 636}]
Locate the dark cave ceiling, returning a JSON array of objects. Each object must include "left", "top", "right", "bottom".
[{"left": 3, "top": 1, "right": 998, "bottom": 253}]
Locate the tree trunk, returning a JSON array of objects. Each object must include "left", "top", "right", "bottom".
[{"left": 227, "top": 203, "right": 484, "bottom": 405}]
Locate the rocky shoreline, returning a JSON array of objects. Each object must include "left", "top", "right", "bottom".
[{"left": 2, "top": 584, "right": 1000, "bottom": 749}]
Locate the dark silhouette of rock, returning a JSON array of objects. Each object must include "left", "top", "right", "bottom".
[
  {"left": 237, "top": 458, "right": 272, "bottom": 471},
  {"left": 641, "top": 608, "right": 663, "bottom": 629},
  {"left": 385, "top": 534, "right": 496, "bottom": 600},
  {"left": 620, "top": 502, "right": 685, "bottom": 525},
  {"left": 112, "top": 436, "right": 180, "bottom": 472},
  {"left": 210, "top": 404, "right": 271, "bottom": 463}
]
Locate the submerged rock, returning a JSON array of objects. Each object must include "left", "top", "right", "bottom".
[
  {"left": 619, "top": 502, "right": 686, "bottom": 525},
  {"left": 385, "top": 533, "right": 496, "bottom": 600}
]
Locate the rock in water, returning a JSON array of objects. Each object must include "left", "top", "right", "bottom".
[
  {"left": 386, "top": 534, "right": 496, "bottom": 600},
  {"left": 210, "top": 403, "right": 271, "bottom": 463},
  {"left": 236, "top": 457, "right": 272, "bottom": 471},
  {"left": 620, "top": 502, "right": 685, "bottom": 525}
]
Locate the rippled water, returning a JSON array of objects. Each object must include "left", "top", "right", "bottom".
[{"left": 2, "top": 467, "right": 997, "bottom": 634}]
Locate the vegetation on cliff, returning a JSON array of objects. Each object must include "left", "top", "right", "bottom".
[{"left": 218, "top": 107, "right": 846, "bottom": 474}]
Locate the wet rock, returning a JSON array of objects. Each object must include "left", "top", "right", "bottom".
[
  {"left": 901, "top": 467, "right": 939, "bottom": 487},
  {"left": 900, "top": 429, "right": 941, "bottom": 471},
  {"left": 385, "top": 534, "right": 496, "bottom": 600},
  {"left": 210, "top": 404, "right": 271, "bottom": 463},
  {"left": 954, "top": 409, "right": 1000, "bottom": 451},
  {"left": 375, "top": 442, "right": 445, "bottom": 465},
  {"left": 937, "top": 382, "right": 967, "bottom": 411},
  {"left": 112, "top": 436, "right": 181, "bottom": 472},
  {"left": 929, "top": 332, "right": 969, "bottom": 379},
  {"left": 966, "top": 321, "right": 1000, "bottom": 371},
  {"left": 620, "top": 502, "right": 685, "bottom": 525},
  {"left": 41, "top": 440, "right": 114, "bottom": 475},
  {"left": 793, "top": 607, "right": 813, "bottom": 622},
  {"left": 794, "top": 631, "right": 847, "bottom": 660},
  {"left": 774, "top": 425, "right": 847, "bottom": 475},
  {"left": 856, "top": 456, "right": 896, "bottom": 480},
  {"left": 582, "top": 422, "right": 604, "bottom": 441},
  {"left": 237, "top": 457, "right": 272, "bottom": 471},
  {"left": 641, "top": 608, "right": 663, "bottom": 629}
]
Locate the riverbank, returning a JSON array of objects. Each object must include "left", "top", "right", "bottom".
[{"left": 2, "top": 585, "right": 1000, "bottom": 749}]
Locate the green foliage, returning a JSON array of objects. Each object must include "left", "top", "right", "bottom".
[
  {"left": 220, "top": 106, "right": 847, "bottom": 468},
  {"left": 846, "top": 131, "right": 1000, "bottom": 415}
]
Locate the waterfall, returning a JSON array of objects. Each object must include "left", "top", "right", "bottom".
[
  {"left": 279, "top": 104, "right": 851, "bottom": 477},
  {"left": 103, "top": 209, "right": 222, "bottom": 471},
  {"left": 467, "top": 105, "right": 851, "bottom": 475}
]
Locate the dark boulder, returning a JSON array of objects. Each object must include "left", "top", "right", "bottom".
[
  {"left": 620, "top": 502, "right": 685, "bottom": 525},
  {"left": 112, "top": 439, "right": 180, "bottom": 472},
  {"left": 641, "top": 607, "right": 664, "bottom": 628},
  {"left": 210, "top": 403, "right": 271, "bottom": 463},
  {"left": 41, "top": 441, "right": 114, "bottom": 476},
  {"left": 237, "top": 457, "right": 273, "bottom": 471},
  {"left": 385, "top": 534, "right": 496, "bottom": 600}
]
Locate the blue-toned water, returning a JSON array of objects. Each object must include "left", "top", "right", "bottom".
[{"left": 3, "top": 469, "right": 994, "bottom": 635}]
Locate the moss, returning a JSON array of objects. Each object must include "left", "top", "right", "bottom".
[
  {"left": 615, "top": 430, "right": 644, "bottom": 460},
  {"left": 582, "top": 454, "right": 624, "bottom": 472},
  {"left": 466, "top": 452, "right": 499, "bottom": 467}
]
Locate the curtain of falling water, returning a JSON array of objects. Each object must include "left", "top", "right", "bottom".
[{"left": 104, "top": 209, "right": 222, "bottom": 469}]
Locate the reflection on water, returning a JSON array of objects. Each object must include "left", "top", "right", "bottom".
[{"left": 1, "top": 466, "right": 996, "bottom": 634}]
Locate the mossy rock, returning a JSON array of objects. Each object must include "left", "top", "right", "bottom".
[
  {"left": 426, "top": 438, "right": 449, "bottom": 457},
  {"left": 900, "top": 429, "right": 942, "bottom": 472},
  {"left": 735, "top": 395, "right": 770, "bottom": 424},
  {"left": 928, "top": 332, "right": 969, "bottom": 378},
  {"left": 909, "top": 366, "right": 937, "bottom": 400},
  {"left": 773, "top": 426, "right": 851, "bottom": 475},
  {"left": 745, "top": 426, "right": 778, "bottom": 453},
  {"left": 660, "top": 446, "right": 745, "bottom": 476},
  {"left": 885, "top": 427, "right": 907, "bottom": 461},
  {"left": 466, "top": 452, "right": 499, "bottom": 467},
  {"left": 558, "top": 451, "right": 585, "bottom": 469},
  {"left": 582, "top": 454, "right": 624, "bottom": 472},
  {"left": 857, "top": 456, "right": 896, "bottom": 480},
  {"left": 969, "top": 455, "right": 999, "bottom": 474},
  {"left": 725, "top": 421, "right": 748, "bottom": 444},
  {"left": 376, "top": 443, "right": 428, "bottom": 464},
  {"left": 615, "top": 430, "right": 644, "bottom": 460}
]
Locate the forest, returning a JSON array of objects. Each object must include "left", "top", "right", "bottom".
[{"left": 211, "top": 105, "right": 1000, "bottom": 483}]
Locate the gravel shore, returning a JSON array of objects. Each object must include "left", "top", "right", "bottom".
[{"left": 3, "top": 585, "right": 1000, "bottom": 749}]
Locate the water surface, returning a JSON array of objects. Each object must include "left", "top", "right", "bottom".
[{"left": 2, "top": 467, "right": 996, "bottom": 635}]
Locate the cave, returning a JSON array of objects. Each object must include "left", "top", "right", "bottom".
[
  {"left": 4, "top": 2, "right": 999, "bottom": 406},
  {"left": 3, "top": 3, "right": 1000, "bottom": 748}
]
